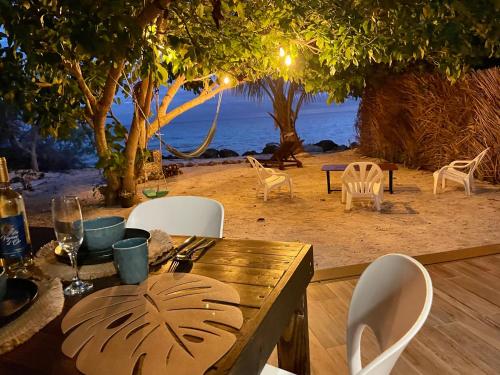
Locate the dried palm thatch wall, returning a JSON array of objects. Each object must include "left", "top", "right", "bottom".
[{"left": 356, "top": 68, "right": 500, "bottom": 183}]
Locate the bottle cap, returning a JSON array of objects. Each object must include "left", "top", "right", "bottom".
[{"left": 0, "top": 157, "right": 9, "bottom": 183}]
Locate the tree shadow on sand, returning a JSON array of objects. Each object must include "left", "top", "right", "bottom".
[{"left": 380, "top": 201, "right": 418, "bottom": 214}]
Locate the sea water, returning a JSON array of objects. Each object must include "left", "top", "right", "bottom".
[{"left": 112, "top": 90, "right": 358, "bottom": 155}]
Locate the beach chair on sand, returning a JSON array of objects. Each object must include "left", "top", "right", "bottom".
[
  {"left": 433, "top": 148, "right": 489, "bottom": 196},
  {"left": 257, "top": 141, "right": 303, "bottom": 170},
  {"left": 247, "top": 157, "right": 293, "bottom": 202},
  {"left": 341, "top": 162, "right": 384, "bottom": 211}
]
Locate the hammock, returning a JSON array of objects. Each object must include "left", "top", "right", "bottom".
[{"left": 157, "top": 92, "right": 223, "bottom": 159}]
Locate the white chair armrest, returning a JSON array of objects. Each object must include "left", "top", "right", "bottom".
[
  {"left": 266, "top": 168, "right": 288, "bottom": 177},
  {"left": 449, "top": 160, "right": 474, "bottom": 168}
]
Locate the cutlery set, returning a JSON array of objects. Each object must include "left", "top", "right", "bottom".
[{"left": 150, "top": 236, "right": 216, "bottom": 272}]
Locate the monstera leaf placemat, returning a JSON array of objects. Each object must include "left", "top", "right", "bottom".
[{"left": 61, "top": 273, "right": 243, "bottom": 375}]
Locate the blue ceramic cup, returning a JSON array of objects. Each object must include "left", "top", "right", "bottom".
[
  {"left": 112, "top": 238, "right": 149, "bottom": 284},
  {"left": 0, "top": 266, "right": 7, "bottom": 301}
]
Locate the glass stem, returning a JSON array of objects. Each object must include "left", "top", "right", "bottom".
[{"left": 68, "top": 249, "right": 80, "bottom": 282}]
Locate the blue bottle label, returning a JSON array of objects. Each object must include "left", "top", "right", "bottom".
[{"left": 0, "top": 214, "right": 28, "bottom": 259}]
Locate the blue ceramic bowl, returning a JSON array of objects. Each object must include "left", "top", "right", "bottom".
[{"left": 83, "top": 216, "right": 126, "bottom": 252}]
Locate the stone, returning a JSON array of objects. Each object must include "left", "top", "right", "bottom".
[
  {"left": 349, "top": 141, "right": 359, "bottom": 149},
  {"left": 242, "top": 150, "right": 258, "bottom": 156},
  {"left": 219, "top": 149, "right": 239, "bottom": 158},
  {"left": 302, "top": 144, "right": 324, "bottom": 153},
  {"left": 314, "top": 139, "right": 338, "bottom": 152},
  {"left": 200, "top": 148, "right": 220, "bottom": 159},
  {"left": 262, "top": 143, "right": 280, "bottom": 154}
]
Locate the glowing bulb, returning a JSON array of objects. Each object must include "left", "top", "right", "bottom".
[
  {"left": 279, "top": 47, "right": 285, "bottom": 57},
  {"left": 285, "top": 55, "right": 292, "bottom": 66},
  {"left": 223, "top": 76, "right": 230, "bottom": 84}
]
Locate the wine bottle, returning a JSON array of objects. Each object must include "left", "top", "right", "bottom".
[{"left": 0, "top": 157, "right": 33, "bottom": 277}]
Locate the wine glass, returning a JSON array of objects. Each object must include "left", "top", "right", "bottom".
[{"left": 51, "top": 196, "right": 93, "bottom": 296}]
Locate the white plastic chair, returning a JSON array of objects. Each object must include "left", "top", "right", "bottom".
[
  {"left": 433, "top": 148, "right": 489, "bottom": 195},
  {"left": 347, "top": 254, "right": 433, "bottom": 375},
  {"left": 126, "top": 196, "right": 224, "bottom": 238},
  {"left": 341, "top": 162, "right": 384, "bottom": 211},
  {"left": 247, "top": 157, "right": 293, "bottom": 202},
  {"left": 261, "top": 364, "right": 294, "bottom": 375}
]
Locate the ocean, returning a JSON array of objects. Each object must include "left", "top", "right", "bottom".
[{"left": 112, "top": 89, "right": 358, "bottom": 156}]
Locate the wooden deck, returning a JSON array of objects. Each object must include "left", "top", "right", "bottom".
[{"left": 269, "top": 254, "right": 500, "bottom": 374}]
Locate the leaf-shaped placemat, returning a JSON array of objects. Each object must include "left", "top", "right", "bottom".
[{"left": 61, "top": 273, "right": 243, "bottom": 375}]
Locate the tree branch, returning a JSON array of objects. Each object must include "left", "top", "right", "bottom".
[
  {"left": 148, "top": 81, "right": 233, "bottom": 138},
  {"left": 62, "top": 59, "right": 97, "bottom": 112},
  {"left": 136, "top": 0, "right": 173, "bottom": 29},
  {"left": 98, "top": 60, "right": 126, "bottom": 112},
  {"left": 159, "top": 75, "right": 185, "bottom": 114}
]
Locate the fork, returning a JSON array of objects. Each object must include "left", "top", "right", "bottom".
[{"left": 167, "top": 239, "right": 216, "bottom": 272}]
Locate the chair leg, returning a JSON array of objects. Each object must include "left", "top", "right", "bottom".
[
  {"left": 288, "top": 178, "right": 293, "bottom": 198},
  {"left": 341, "top": 185, "right": 346, "bottom": 203},
  {"left": 464, "top": 180, "right": 471, "bottom": 196},
  {"left": 433, "top": 174, "right": 439, "bottom": 195},
  {"left": 374, "top": 196, "right": 381, "bottom": 211},
  {"left": 346, "top": 194, "right": 353, "bottom": 211},
  {"left": 264, "top": 187, "right": 268, "bottom": 202},
  {"left": 442, "top": 176, "right": 446, "bottom": 189}
]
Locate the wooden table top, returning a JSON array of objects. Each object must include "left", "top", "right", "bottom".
[
  {"left": 322, "top": 163, "right": 398, "bottom": 171},
  {"left": 0, "top": 227, "right": 314, "bottom": 375}
]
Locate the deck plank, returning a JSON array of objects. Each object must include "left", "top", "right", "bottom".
[{"left": 276, "top": 254, "right": 500, "bottom": 374}]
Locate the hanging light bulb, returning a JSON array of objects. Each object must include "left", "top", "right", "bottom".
[
  {"left": 279, "top": 47, "right": 285, "bottom": 57},
  {"left": 285, "top": 55, "right": 292, "bottom": 66},
  {"left": 223, "top": 76, "right": 230, "bottom": 84}
]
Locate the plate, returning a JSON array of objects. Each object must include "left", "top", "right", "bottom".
[
  {"left": 0, "top": 278, "right": 39, "bottom": 327},
  {"left": 55, "top": 228, "right": 151, "bottom": 266}
]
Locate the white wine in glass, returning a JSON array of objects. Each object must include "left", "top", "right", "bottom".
[{"left": 51, "top": 196, "right": 93, "bottom": 296}]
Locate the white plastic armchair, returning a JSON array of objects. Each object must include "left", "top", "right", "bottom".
[
  {"left": 433, "top": 148, "right": 489, "bottom": 195},
  {"left": 341, "top": 162, "right": 384, "bottom": 211},
  {"left": 247, "top": 157, "right": 293, "bottom": 202},
  {"left": 347, "top": 254, "right": 433, "bottom": 375},
  {"left": 126, "top": 196, "right": 224, "bottom": 238}
]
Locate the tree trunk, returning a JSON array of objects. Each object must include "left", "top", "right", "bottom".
[
  {"left": 264, "top": 78, "right": 303, "bottom": 152},
  {"left": 122, "top": 76, "right": 154, "bottom": 196},
  {"left": 30, "top": 126, "right": 39, "bottom": 172}
]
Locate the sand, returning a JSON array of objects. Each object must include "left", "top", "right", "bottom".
[{"left": 23, "top": 150, "right": 500, "bottom": 270}]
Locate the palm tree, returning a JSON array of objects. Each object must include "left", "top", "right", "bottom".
[{"left": 235, "top": 77, "right": 317, "bottom": 151}]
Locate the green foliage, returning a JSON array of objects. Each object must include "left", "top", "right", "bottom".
[{"left": 276, "top": 0, "right": 500, "bottom": 102}]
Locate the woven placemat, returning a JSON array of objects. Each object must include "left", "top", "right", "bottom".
[
  {"left": 35, "top": 230, "right": 173, "bottom": 281},
  {"left": 0, "top": 277, "right": 64, "bottom": 355}
]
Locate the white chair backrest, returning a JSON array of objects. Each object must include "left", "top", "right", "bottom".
[
  {"left": 347, "top": 254, "right": 433, "bottom": 375},
  {"left": 247, "top": 156, "right": 269, "bottom": 183},
  {"left": 126, "top": 196, "right": 224, "bottom": 238},
  {"left": 469, "top": 147, "right": 489, "bottom": 175},
  {"left": 342, "top": 162, "right": 384, "bottom": 194}
]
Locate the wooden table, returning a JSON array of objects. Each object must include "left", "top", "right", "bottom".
[
  {"left": 321, "top": 163, "right": 398, "bottom": 194},
  {"left": 0, "top": 227, "right": 314, "bottom": 375}
]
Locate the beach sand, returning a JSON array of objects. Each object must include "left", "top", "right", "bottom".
[{"left": 24, "top": 150, "right": 500, "bottom": 270}]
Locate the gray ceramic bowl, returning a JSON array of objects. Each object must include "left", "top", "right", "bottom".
[{"left": 83, "top": 216, "right": 126, "bottom": 252}]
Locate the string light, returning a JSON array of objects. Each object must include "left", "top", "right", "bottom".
[
  {"left": 285, "top": 55, "right": 292, "bottom": 66},
  {"left": 279, "top": 47, "right": 285, "bottom": 57},
  {"left": 223, "top": 76, "right": 230, "bottom": 84}
]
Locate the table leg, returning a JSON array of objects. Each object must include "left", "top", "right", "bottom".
[
  {"left": 389, "top": 170, "right": 394, "bottom": 194},
  {"left": 326, "top": 171, "right": 331, "bottom": 194},
  {"left": 277, "top": 294, "right": 310, "bottom": 375}
]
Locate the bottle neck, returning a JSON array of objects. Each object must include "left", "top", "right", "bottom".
[{"left": 0, "top": 157, "right": 10, "bottom": 187}]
